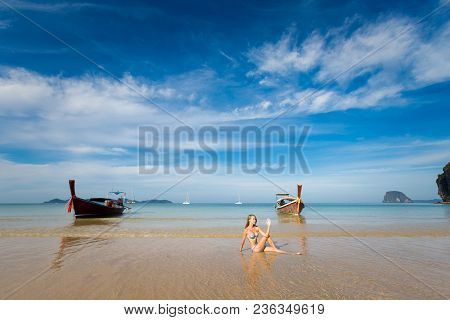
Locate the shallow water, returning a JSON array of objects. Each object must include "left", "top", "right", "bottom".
[
  {"left": 0, "top": 203, "right": 449, "bottom": 299},
  {"left": 1, "top": 203, "right": 449, "bottom": 237}
]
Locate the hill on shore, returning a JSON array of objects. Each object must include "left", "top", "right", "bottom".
[{"left": 43, "top": 199, "right": 67, "bottom": 204}]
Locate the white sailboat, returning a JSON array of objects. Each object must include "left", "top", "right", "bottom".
[
  {"left": 235, "top": 195, "right": 242, "bottom": 205},
  {"left": 182, "top": 193, "right": 190, "bottom": 205}
]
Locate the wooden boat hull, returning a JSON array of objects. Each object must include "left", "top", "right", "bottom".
[
  {"left": 72, "top": 197, "right": 125, "bottom": 218},
  {"left": 69, "top": 180, "right": 125, "bottom": 219},
  {"left": 276, "top": 198, "right": 304, "bottom": 215},
  {"left": 275, "top": 184, "right": 305, "bottom": 215}
]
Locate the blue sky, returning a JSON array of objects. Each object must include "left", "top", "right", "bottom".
[{"left": 0, "top": 0, "right": 449, "bottom": 202}]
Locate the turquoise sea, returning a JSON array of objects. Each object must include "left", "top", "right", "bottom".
[{"left": 0, "top": 202, "right": 449, "bottom": 237}]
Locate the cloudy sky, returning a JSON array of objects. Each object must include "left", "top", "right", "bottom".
[{"left": 0, "top": 0, "right": 449, "bottom": 203}]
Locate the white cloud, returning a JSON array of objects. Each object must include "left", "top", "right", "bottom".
[
  {"left": 244, "top": 16, "right": 450, "bottom": 116},
  {"left": 258, "top": 77, "right": 278, "bottom": 87},
  {"left": 231, "top": 100, "right": 275, "bottom": 119},
  {"left": 0, "top": 67, "right": 305, "bottom": 156},
  {"left": 248, "top": 32, "right": 323, "bottom": 75},
  {"left": 315, "top": 17, "right": 417, "bottom": 83},
  {"left": 0, "top": 67, "right": 169, "bottom": 118},
  {"left": 231, "top": 81, "right": 404, "bottom": 117},
  {"left": 411, "top": 21, "right": 450, "bottom": 84},
  {"left": 0, "top": 67, "right": 228, "bottom": 152}
]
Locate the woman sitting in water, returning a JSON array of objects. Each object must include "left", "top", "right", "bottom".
[{"left": 240, "top": 214, "right": 292, "bottom": 254}]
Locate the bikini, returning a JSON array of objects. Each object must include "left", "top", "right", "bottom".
[{"left": 247, "top": 230, "right": 259, "bottom": 251}]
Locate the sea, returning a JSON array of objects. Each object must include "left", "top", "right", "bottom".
[{"left": 0, "top": 202, "right": 449, "bottom": 237}]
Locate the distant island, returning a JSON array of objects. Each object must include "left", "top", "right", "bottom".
[
  {"left": 382, "top": 191, "right": 441, "bottom": 204},
  {"left": 136, "top": 199, "right": 172, "bottom": 204},
  {"left": 43, "top": 198, "right": 67, "bottom": 204},
  {"left": 383, "top": 191, "right": 412, "bottom": 203}
]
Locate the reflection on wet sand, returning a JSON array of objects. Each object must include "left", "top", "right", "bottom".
[
  {"left": 51, "top": 236, "right": 110, "bottom": 271},
  {"left": 51, "top": 217, "right": 115, "bottom": 271},
  {"left": 296, "top": 236, "right": 307, "bottom": 255},
  {"left": 71, "top": 218, "right": 121, "bottom": 227},
  {"left": 240, "top": 252, "right": 279, "bottom": 295},
  {"left": 240, "top": 236, "right": 308, "bottom": 295},
  {"left": 277, "top": 214, "right": 306, "bottom": 224}
]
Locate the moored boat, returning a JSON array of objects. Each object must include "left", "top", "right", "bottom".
[
  {"left": 275, "top": 184, "right": 304, "bottom": 215},
  {"left": 67, "top": 180, "right": 127, "bottom": 218}
]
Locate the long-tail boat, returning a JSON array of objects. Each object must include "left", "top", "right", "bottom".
[
  {"left": 67, "top": 180, "right": 127, "bottom": 218},
  {"left": 275, "top": 184, "right": 304, "bottom": 215}
]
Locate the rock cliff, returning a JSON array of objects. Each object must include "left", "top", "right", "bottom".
[
  {"left": 436, "top": 162, "right": 450, "bottom": 202},
  {"left": 382, "top": 191, "right": 413, "bottom": 203}
]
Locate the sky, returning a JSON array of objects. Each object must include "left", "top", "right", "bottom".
[{"left": 0, "top": 0, "right": 449, "bottom": 203}]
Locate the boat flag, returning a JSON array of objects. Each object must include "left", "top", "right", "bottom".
[{"left": 67, "top": 197, "right": 73, "bottom": 214}]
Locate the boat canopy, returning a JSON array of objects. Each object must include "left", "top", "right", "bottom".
[{"left": 109, "top": 191, "right": 125, "bottom": 195}]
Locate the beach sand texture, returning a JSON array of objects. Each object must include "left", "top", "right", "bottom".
[{"left": 1, "top": 203, "right": 449, "bottom": 299}]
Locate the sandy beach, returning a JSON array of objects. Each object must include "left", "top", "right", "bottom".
[
  {"left": 1, "top": 236, "right": 449, "bottom": 299},
  {"left": 1, "top": 203, "right": 449, "bottom": 300}
]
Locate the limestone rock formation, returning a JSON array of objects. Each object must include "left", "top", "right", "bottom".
[
  {"left": 436, "top": 162, "right": 450, "bottom": 202},
  {"left": 382, "top": 191, "right": 413, "bottom": 203}
]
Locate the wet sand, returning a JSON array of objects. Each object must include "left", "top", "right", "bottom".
[{"left": 1, "top": 235, "right": 449, "bottom": 299}]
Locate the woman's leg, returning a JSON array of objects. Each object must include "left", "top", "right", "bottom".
[
  {"left": 252, "top": 219, "right": 272, "bottom": 253},
  {"left": 252, "top": 236, "right": 270, "bottom": 252},
  {"left": 266, "top": 237, "right": 278, "bottom": 249},
  {"left": 252, "top": 219, "right": 300, "bottom": 254},
  {"left": 263, "top": 246, "right": 287, "bottom": 254},
  {"left": 253, "top": 236, "right": 301, "bottom": 255},
  {"left": 264, "top": 236, "right": 287, "bottom": 253}
]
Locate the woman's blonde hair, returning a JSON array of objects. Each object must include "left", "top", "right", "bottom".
[{"left": 245, "top": 214, "right": 257, "bottom": 228}]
